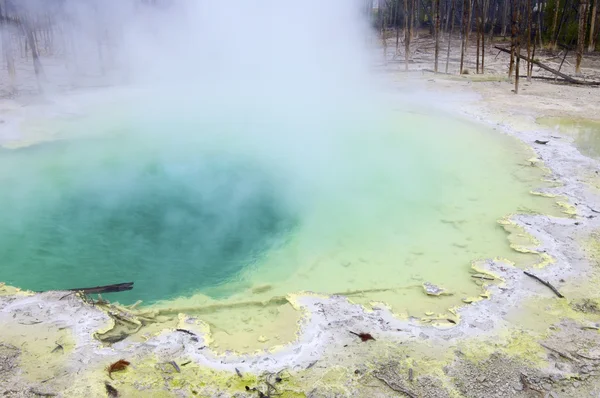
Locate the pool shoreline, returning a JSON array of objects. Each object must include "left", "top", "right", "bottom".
[{"left": 2, "top": 77, "right": 600, "bottom": 397}]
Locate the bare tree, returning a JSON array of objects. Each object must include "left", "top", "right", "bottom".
[
  {"left": 460, "top": 0, "right": 469, "bottom": 73},
  {"left": 404, "top": 0, "right": 411, "bottom": 70},
  {"left": 0, "top": 0, "right": 16, "bottom": 93},
  {"left": 589, "top": 0, "right": 598, "bottom": 51},
  {"left": 445, "top": 0, "right": 456, "bottom": 73},
  {"left": 434, "top": 0, "right": 441, "bottom": 71},
  {"left": 551, "top": 0, "right": 561, "bottom": 49},
  {"left": 476, "top": 0, "right": 481, "bottom": 72},
  {"left": 514, "top": 0, "right": 522, "bottom": 93},
  {"left": 502, "top": 0, "right": 510, "bottom": 36},
  {"left": 576, "top": 0, "right": 589, "bottom": 74},
  {"left": 526, "top": 0, "right": 532, "bottom": 80},
  {"left": 509, "top": 0, "right": 517, "bottom": 77}
]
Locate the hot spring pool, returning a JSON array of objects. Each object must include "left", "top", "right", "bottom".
[{"left": 0, "top": 97, "right": 563, "bottom": 351}]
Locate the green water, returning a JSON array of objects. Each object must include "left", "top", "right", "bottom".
[
  {"left": 537, "top": 117, "right": 600, "bottom": 159},
  {"left": 0, "top": 97, "right": 560, "bottom": 314}
]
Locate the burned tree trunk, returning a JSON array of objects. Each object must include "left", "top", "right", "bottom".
[
  {"left": 551, "top": 0, "right": 561, "bottom": 49},
  {"left": 476, "top": 0, "right": 481, "bottom": 72},
  {"left": 489, "top": 0, "right": 498, "bottom": 41},
  {"left": 576, "top": 0, "right": 589, "bottom": 74},
  {"left": 467, "top": 0, "right": 474, "bottom": 44},
  {"left": 502, "top": 0, "right": 510, "bottom": 36},
  {"left": 404, "top": 0, "right": 411, "bottom": 70},
  {"left": 537, "top": 0, "right": 545, "bottom": 48},
  {"left": 411, "top": 0, "right": 416, "bottom": 39},
  {"left": 526, "top": 0, "right": 532, "bottom": 80},
  {"left": 0, "top": 0, "right": 16, "bottom": 92},
  {"left": 22, "top": 17, "right": 44, "bottom": 91},
  {"left": 514, "top": 0, "right": 522, "bottom": 93},
  {"left": 481, "top": 0, "right": 485, "bottom": 73},
  {"left": 395, "top": 0, "right": 401, "bottom": 52},
  {"left": 460, "top": 0, "right": 470, "bottom": 73},
  {"left": 434, "top": 0, "right": 441, "bottom": 71},
  {"left": 589, "top": 0, "right": 598, "bottom": 51},
  {"left": 446, "top": 0, "right": 456, "bottom": 73},
  {"left": 509, "top": 0, "right": 517, "bottom": 77}
]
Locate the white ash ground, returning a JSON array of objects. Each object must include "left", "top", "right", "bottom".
[{"left": 2, "top": 49, "right": 600, "bottom": 397}]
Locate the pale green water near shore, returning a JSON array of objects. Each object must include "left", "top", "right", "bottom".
[{"left": 537, "top": 116, "right": 600, "bottom": 159}]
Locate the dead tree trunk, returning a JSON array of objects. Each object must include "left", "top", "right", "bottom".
[
  {"left": 446, "top": 0, "right": 456, "bottom": 72},
  {"left": 526, "top": 0, "right": 532, "bottom": 80},
  {"left": 502, "top": 0, "right": 510, "bottom": 36},
  {"left": 530, "top": 25, "right": 537, "bottom": 76},
  {"left": 589, "top": 0, "right": 598, "bottom": 51},
  {"left": 489, "top": 0, "right": 499, "bottom": 41},
  {"left": 0, "top": 0, "right": 16, "bottom": 92},
  {"left": 445, "top": 0, "right": 453, "bottom": 31},
  {"left": 395, "top": 0, "right": 401, "bottom": 52},
  {"left": 379, "top": 0, "right": 387, "bottom": 63},
  {"left": 576, "top": 0, "right": 589, "bottom": 74},
  {"left": 551, "top": 0, "right": 561, "bottom": 49},
  {"left": 538, "top": 0, "right": 545, "bottom": 48},
  {"left": 460, "top": 0, "right": 470, "bottom": 73},
  {"left": 479, "top": 0, "right": 486, "bottom": 72},
  {"left": 515, "top": 0, "right": 522, "bottom": 93},
  {"left": 404, "top": 0, "right": 411, "bottom": 70},
  {"left": 411, "top": 0, "right": 416, "bottom": 39},
  {"left": 435, "top": 0, "right": 441, "bottom": 71},
  {"left": 467, "top": 0, "right": 474, "bottom": 44},
  {"left": 509, "top": 0, "right": 517, "bottom": 77},
  {"left": 476, "top": 0, "right": 481, "bottom": 72},
  {"left": 21, "top": 17, "right": 44, "bottom": 92}
]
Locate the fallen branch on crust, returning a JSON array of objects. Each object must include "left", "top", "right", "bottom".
[
  {"left": 372, "top": 371, "right": 417, "bottom": 398},
  {"left": 539, "top": 342, "right": 580, "bottom": 362},
  {"left": 494, "top": 46, "right": 600, "bottom": 86},
  {"left": 523, "top": 271, "right": 564, "bottom": 298}
]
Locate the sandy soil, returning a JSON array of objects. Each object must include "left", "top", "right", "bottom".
[{"left": 2, "top": 42, "right": 600, "bottom": 397}]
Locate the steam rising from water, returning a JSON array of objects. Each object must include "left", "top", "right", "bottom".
[{"left": 1, "top": 0, "right": 391, "bottom": 300}]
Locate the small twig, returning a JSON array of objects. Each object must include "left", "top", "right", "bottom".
[
  {"left": 520, "top": 373, "right": 545, "bottom": 393},
  {"left": 169, "top": 361, "right": 180, "bottom": 373},
  {"left": 580, "top": 325, "right": 600, "bottom": 331},
  {"left": 59, "top": 292, "right": 76, "bottom": 300},
  {"left": 534, "top": 140, "right": 549, "bottom": 145},
  {"left": 539, "top": 342, "right": 580, "bottom": 362},
  {"left": 372, "top": 372, "right": 417, "bottom": 398},
  {"left": 408, "top": 368, "right": 414, "bottom": 382},
  {"left": 235, "top": 368, "right": 243, "bottom": 377},
  {"left": 523, "top": 271, "right": 564, "bottom": 298},
  {"left": 29, "top": 389, "right": 57, "bottom": 397},
  {"left": 306, "top": 360, "right": 317, "bottom": 370},
  {"left": 51, "top": 343, "right": 63, "bottom": 354},
  {"left": 471, "top": 274, "right": 495, "bottom": 281},
  {"left": 575, "top": 352, "right": 600, "bottom": 360},
  {"left": 19, "top": 320, "right": 43, "bottom": 325},
  {"left": 587, "top": 205, "right": 600, "bottom": 214},
  {"left": 175, "top": 328, "right": 197, "bottom": 336}
]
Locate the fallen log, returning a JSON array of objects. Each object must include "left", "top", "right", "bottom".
[{"left": 495, "top": 46, "right": 600, "bottom": 86}]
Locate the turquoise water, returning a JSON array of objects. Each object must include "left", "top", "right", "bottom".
[{"left": 0, "top": 134, "right": 298, "bottom": 302}]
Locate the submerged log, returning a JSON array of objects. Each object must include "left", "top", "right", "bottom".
[{"left": 42, "top": 282, "right": 134, "bottom": 295}]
